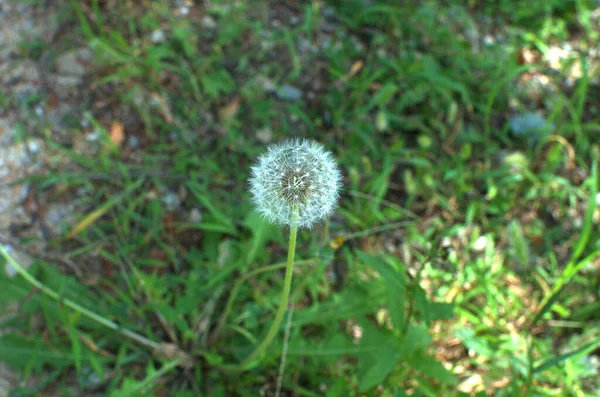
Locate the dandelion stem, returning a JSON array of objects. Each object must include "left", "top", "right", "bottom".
[{"left": 240, "top": 205, "right": 299, "bottom": 369}]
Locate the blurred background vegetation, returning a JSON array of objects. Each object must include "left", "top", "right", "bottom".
[{"left": 1, "top": 0, "right": 600, "bottom": 396}]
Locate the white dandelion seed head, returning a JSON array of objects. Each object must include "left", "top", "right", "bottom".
[{"left": 249, "top": 138, "right": 343, "bottom": 229}]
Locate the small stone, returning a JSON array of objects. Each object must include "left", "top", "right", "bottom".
[
  {"left": 27, "top": 140, "right": 41, "bottom": 153},
  {"left": 258, "top": 76, "right": 277, "bottom": 93},
  {"left": 473, "top": 235, "right": 488, "bottom": 251},
  {"left": 3, "top": 245, "right": 34, "bottom": 278},
  {"left": 256, "top": 127, "right": 273, "bottom": 143},
  {"left": 54, "top": 75, "right": 83, "bottom": 87},
  {"left": 189, "top": 208, "right": 202, "bottom": 222},
  {"left": 276, "top": 84, "right": 303, "bottom": 101},
  {"left": 85, "top": 131, "right": 100, "bottom": 142},
  {"left": 150, "top": 29, "right": 165, "bottom": 43},
  {"left": 0, "top": 363, "right": 17, "bottom": 397},
  {"left": 56, "top": 48, "right": 92, "bottom": 76},
  {"left": 162, "top": 191, "right": 181, "bottom": 211},
  {"left": 509, "top": 112, "right": 554, "bottom": 142},
  {"left": 202, "top": 15, "right": 217, "bottom": 29},
  {"left": 322, "top": 7, "right": 337, "bottom": 19},
  {"left": 44, "top": 202, "right": 77, "bottom": 235},
  {"left": 127, "top": 135, "right": 140, "bottom": 149}
]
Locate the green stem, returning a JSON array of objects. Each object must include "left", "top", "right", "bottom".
[
  {"left": 211, "top": 258, "right": 315, "bottom": 345},
  {"left": 240, "top": 206, "right": 299, "bottom": 369},
  {"left": 0, "top": 244, "right": 159, "bottom": 350}
]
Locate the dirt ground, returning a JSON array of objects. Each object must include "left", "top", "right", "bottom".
[{"left": 0, "top": 1, "right": 80, "bottom": 394}]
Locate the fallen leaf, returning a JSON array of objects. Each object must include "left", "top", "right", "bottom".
[
  {"left": 517, "top": 48, "right": 537, "bottom": 65},
  {"left": 348, "top": 59, "right": 364, "bottom": 76},
  {"left": 151, "top": 92, "right": 174, "bottom": 123},
  {"left": 334, "top": 59, "right": 364, "bottom": 87},
  {"left": 109, "top": 121, "right": 124, "bottom": 147},
  {"left": 330, "top": 234, "right": 345, "bottom": 250},
  {"left": 153, "top": 343, "right": 195, "bottom": 368},
  {"left": 219, "top": 96, "right": 241, "bottom": 121}
]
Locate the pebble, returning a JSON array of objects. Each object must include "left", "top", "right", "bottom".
[
  {"left": 276, "top": 84, "right": 303, "bottom": 101},
  {"left": 189, "top": 208, "right": 202, "bottom": 222},
  {"left": 257, "top": 76, "right": 277, "bottom": 93},
  {"left": 202, "top": 15, "right": 217, "bottom": 30},
  {"left": 150, "top": 29, "right": 165, "bottom": 43},
  {"left": 55, "top": 48, "right": 92, "bottom": 76},
  {"left": 162, "top": 191, "right": 181, "bottom": 211},
  {"left": 3, "top": 245, "right": 34, "bottom": 278},
  {"left": 256, "top": 127, "right": 273, "bottom": 143}
]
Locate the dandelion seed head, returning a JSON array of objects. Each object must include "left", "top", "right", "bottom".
[{"left": 249, "top": 138, "right": 342, "bottom": 229}]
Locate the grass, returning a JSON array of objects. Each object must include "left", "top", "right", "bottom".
[{"left": 1, "top": 0, "right": 600, "bottom": 396}]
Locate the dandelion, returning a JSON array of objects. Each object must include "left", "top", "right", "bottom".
[
  {"left": 241, "top": 138, "right": 342, "bottom": 369},
  {"left": 249, "top": 138, "right": 342, "bottom": 229}
]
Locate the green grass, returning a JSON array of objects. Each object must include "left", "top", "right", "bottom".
[{"left": 2, "top": 0, "right": 600, "bottom": 396}]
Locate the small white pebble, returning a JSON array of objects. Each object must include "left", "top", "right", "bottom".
[
  {"left": 473, "top": 235, "right": 488, "bottom": 251},
  {"left": 150, "top": 29, "right": 165, "bottom": 43},
  {"left": 189, "top": 208, "right": 202, "bottom": 222},
  {"left": 27, "top": 140, "right": 40, "bottom": 154}
]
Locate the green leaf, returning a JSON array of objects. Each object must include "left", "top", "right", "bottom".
[
  {"left": 368, "top": 82, "right": 399, "bottom": 110},
  {"left": 400, "top": 324, "right": 432, "bottom": 355},
  {"left": 426, "top": 302, "right": 455, "bottom": 321},
  {"left": 186, "top": 181, "right": 238, "bottom": 236},
  {"left": 243, "top": 211, "right": 278, "bottom": 265},
  {"left": 110, "top": 360, "right": 181, "bottom": 397},
  {"left": 356, "top": 251, "right": 407, "bottom": 329},
  {"left": 533, "top": 337, "right": 600, "bottom": 373},
  {"left": 455, "top": 327, "right": 493, "bottom": 358},
  {"left": 357, "top": 321, "right": 402, "bottom": 391},
  {"left": 571, "top": 159, "right": 597, "bottom": 260},
  {"left": 292, "top": 283, "right": 385, "bottom": 327},
  {"left": 326, "top": 378, "right": 352, "bottom": 397},
  {"left": 508, "top": 219, "right": 530, "bottom": 266},
  {"left": 533, "top": 163, "right": 599, "bottom": 326},
  {"left": 68, "top": 326, "right": 83, "bottom": 380},
  {"left": 0, "top": 334, "right": 76, "bottom": 371},
  {"left": 287, "top": 333, "right": 365, "bottom": 357},
  {"left": 407, "top": 354, "right": 456, "bottom": 385}
]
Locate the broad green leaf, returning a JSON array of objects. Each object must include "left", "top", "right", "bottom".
[
  {"left": 292, "top": 284, "right": 385, "bottom": 327},
  {"left": 357, "top": 321, "right": 402, "bottom": 391},
  {"left": 425, "top": 302, "right": 455, "bottom": 322},
  {"left": 407, "top": 354, "right": 456, "bottom": 385},
  {"left": 358, "top": 341, "right": 400, "bottom": 391},
  {"left": 413, "top": 286, "right": 454, "bottom": 324},
  {"left": 326, "top": 377, "right": 352, "bottom": 397},
  {"left": 400, "top": 324, "right": 432, "bottom": 355},
  {"left": 356, "top": 251, "right": 407, "bottom": 329},
  {"left": 455, "top": 327, "right": 493, "bottom": 358}
]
